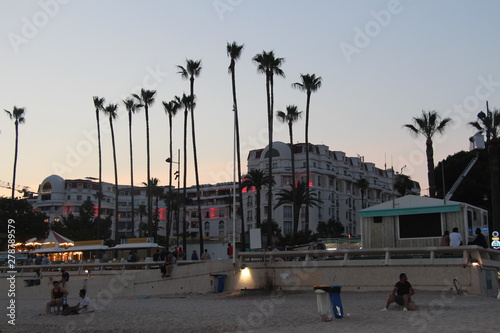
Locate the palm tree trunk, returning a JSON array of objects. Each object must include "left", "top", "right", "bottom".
[
  {"left": 189, "top": 77, "right": 204, "bottom": 255},
  {"left": 266, "top": 73, "right": 273, "bottom": 247},
  {"left": 305, "top": 91, "right": 311, "bottom": 229},
  {"left": 182, "top": 107, "right": 188, "bottom": 254},
  {"left": 289, "top": 122, "right": 298, "bottom": 237},
  {"left": 11, "top": 122, "right": 19, "bottom": 200},
  {"left": 110, "top": 118, "right": 119, "bottom": 241},
  {"left": 426, "top": 138, "right": 436, "bottom": 197},
  {"left": 256, "top": 189, "right": 261, "bottom": 228},
  {"left": 231, "top": 65, "right": 246, "bottom": 251},
  {"left": 489, "top": 141, "right": 500, "bottom": 235},
  {"left": 167, "top": 115, "right": 174, "bottom": 248},
  {"left": 128, "top": 111, "right": 135, "bottom": 238},
  {"left": 96, "top": 109, "right": 103, "bottom": 237},
  {"left": 145, "top": 105, "right": 152, "bottom": 236}
]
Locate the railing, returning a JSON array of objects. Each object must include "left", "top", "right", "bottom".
[
  {"left": 239, "top": 246, "right": 500, "bottom": 269},
  {"left": 0, "top": 260, "right": 202, "bottom": 277}
]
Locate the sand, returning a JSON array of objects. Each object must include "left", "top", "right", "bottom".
[{"left": 2, "top": 290, "right": 499, "bottom": 333}]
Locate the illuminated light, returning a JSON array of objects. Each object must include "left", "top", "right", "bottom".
[{"left": 241, "top": 267, "right": 250, "bottom": 277}]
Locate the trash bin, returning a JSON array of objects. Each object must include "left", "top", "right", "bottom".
[
  {"left": 210, "top": 274, "right": 226, "bottom": 293},
  {"left": 330, "top": 285, "right": 343, "bottom": 318},
  {"left": 313, "top": 285, "right": 333, "bottom": 321}
]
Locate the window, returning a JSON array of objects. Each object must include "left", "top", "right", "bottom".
[
  {"left": 67, "top": 195, "right": 71, "bottom": 200},
  {"left": 247, "top": 210, "right": 253, "bottom": 222},
  {"left": 204, "top": 222, "right": 210, "bottom": 237},
  {"left": 398, "top": 213, "right": 442, "bottom": 239},
  {"left": 218, "top": 221, "right": 224, "bottom": 236},
  {"left": 284, "top": 221, "right": 292, "bottom": 235},
  {"left": 247, "top": 195, "right": 253, "bottom": 207},
  {"left": 282, "top": 176, "right": 291, "bottom": 186},
  {"left": 77, "top": 195, "right": 82, "bottom": 201},
  {"left": 77, "top": 183, "right": 83, "bottom": 189},
  {"left": 42, "top": 182, "right": 52, "bottom": 193},
  {"left": 283, "top": 206, "right": 292, "bottom": 219}
]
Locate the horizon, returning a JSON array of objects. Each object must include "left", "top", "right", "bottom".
[{"left": 1, "top": 1, "right": 499, "bottom": 198}]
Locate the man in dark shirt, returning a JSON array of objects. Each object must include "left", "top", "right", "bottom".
[
  {"left": 382, "top": 273, "right": 415, "bottom": 311},
  {"left": 470, "top": 228, "right": 488, "bottom": 248}
]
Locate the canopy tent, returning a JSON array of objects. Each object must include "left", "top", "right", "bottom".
[{"left": 43, "top": 230, "right": 74, "bottom": 247}]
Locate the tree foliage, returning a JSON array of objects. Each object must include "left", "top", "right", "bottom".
[
  {"left": 316, "top": 218, "right": 345, "bottom": 238},
  {"left": 51, "top": 199, "right": 111, "bottom": 241},
  {"left": 0, "top": 198, "right": 49, "bottom": 249}
]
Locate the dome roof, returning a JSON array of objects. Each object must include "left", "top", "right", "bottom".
[
  {"left": 39, "top": 174, "right": 65, "bottom": 194},
  {"left": 261, "top": 141, "right": 291, "bottom": 160}
]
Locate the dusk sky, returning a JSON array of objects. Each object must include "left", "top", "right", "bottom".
[{"left": 1, "top": 0, "right": 500, "bottom": 198}]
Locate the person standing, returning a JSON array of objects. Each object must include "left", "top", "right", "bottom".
[
  {"left": 191, "top": 249, "right": 199, "bottom": 260},
  {"left": 382, "top": 273, "right": 415, "bottom": 311},
  {"left": 227, "top": 243, "right": 234, "bottom": 259},
  {"left": 449, "top": 227, "right": 462, "bottom": 248},
  {"left": 201, "top": 249, "right": 211, "bottom": 260}
]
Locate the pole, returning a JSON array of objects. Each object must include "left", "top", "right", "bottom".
[{"left": 176, "top": 148, "right": 180, "bottom": 248}]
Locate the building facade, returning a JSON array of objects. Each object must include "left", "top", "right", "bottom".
[
  {"left": 32, "top": 175, "right": 240, "bottom": 242},
  {"left": 244, "top": 142, "right": 420, "bottom": 236}
]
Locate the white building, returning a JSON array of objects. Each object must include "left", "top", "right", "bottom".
[
  {"left": 32, "top": 175, "right": 240, "bottom": 242},
  {"left": 244, "top": 142, "right": 420, "bottom": 236}
]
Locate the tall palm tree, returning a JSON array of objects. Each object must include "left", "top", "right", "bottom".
[
  {"left": 4, "top": 106, "right": 26, "bottom": 200},
  {"left": 355, "top": 178, "right": 369, "bottom": 209},
  {"left": 227, "top": 41, "right": 246, "bottom": 251},
  {"left": 469, "top": 102, "right": 500, "bottom": 236},
  {"left": 178, "top": 93, "right": 195, "bottom": 253},
  {"left": 92, "top": 97, "right": 105, "bottom": 224},
  {"left": 276, "top": 105, "right": 302, "bottom": 234},
  {"left": 123, "top": 98, "right": 141, "bottom": 237},
  {"left": 274, "top": 181, "right": 321, "bottom": 237},
  {"left": 242, "top": 169, "right": 274, "bottom": 228},
  {"left": 103, "top": 103, "right": 119, "bottom": 240},
  {"left": 132, "top": 89, "right": 156, "bottom": 236},
  {"left": 404, "top": 110, "right": 452, "bottom": 197},
  {"left": 253, "top": 50, "right": 285, "bottom": 246},
  {"left": 163, "top": 98, "right": 181, "bottom": 244},
  {"left": 292, "top": 73, "right": 322, "bottom": 228},
  {"left": 177, "top": 59, "right": 204, "bottom": 255}
]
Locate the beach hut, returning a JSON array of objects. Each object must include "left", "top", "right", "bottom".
[{"left": 359, "top": 195, "right": 488, "bottom": 248}]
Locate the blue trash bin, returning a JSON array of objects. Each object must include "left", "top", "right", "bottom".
[
  {"left": 329, "top": 285, "right": 343, "bottom": 318},
  {"left": 210, "top": 274, "right": 226, "bottom": 293}
]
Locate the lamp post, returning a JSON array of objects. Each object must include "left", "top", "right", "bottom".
[{"left": 166, "top": 149, "right": 181, "bottom": 249}]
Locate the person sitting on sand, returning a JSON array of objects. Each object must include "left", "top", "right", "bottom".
[
  {"left": 382, "top": 273, "right": 415, "bottom": 311},
  {"left": 63, "top": 289, "right": 90, "bottom": 315},
  {"left": 45, "top": 281, "right": 69, "bottom": 315}
]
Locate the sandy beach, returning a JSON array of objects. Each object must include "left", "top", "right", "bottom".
[{"left": 2, "top": 290, "right": 499, "bottom": 333}]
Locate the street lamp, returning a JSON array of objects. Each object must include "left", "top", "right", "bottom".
[{"left": 166, "top": 149, "right": 181, "bottom": 248}]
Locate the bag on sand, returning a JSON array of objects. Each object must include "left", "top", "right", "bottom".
[{"left": 408, "top": 301, "right": 416, "bottom": 311}]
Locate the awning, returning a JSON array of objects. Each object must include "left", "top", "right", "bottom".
[
  {"left": 110, "top": 243, "right": 163, "bottom": 250},
  {"left": 30, "top": 247, "right": 67, "bottom": 253},
  {"left": 63, "top": 245, "right": 109, "bottom": 252}
]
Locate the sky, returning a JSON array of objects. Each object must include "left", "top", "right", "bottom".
[{"left": 1, "top": 0, "right": 500, "bottom": 198}]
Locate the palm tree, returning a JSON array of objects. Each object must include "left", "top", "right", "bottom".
[
  {"left": 227, "top": 41, "right": 246, "bottom": 251},
  {"left": 178, "top": 93, "right": 195, "bottom": 253},
  {"left": 163, "top": 98, "right": 181, "bottom": 244},
  {"left": 468, "top": 102, "right": 500, "bottom": 236},
  {"left": 123, "top": 98, "right": 141, "bottom": 237},
  {"left": 132, "top": 89, "right": 156, "bottom": 236},
  {"left": 394, "top": 174, "right": 414, "bottom": 197},
  {"left": 252, "top": 50, "right": 285, "bottom": 246},
  {"left": 144, "top": 178, "right": 163, "bottom": 240},
  {"left": 355, "top": 178, "right": 369, "bottom": 209},
  {"left": 468, "top": 102, "right": 500, "bottom": 144},
  {"left": 276, "top": 105, "right": 302, "bottom": 234},
  {"left": 404, "top": 110, "right": 452, "bottom": 197},
  {"left": 292, "top": 73, "right": 322, "bottom": 228},
  {"left": 102, "top": 103, "right": 119, "bottom": 240},
  {"left": 92, "top": 97, "right": 105, "bottom": 223},
  {"left": 135, "top": 204, "right": 147, "bottom": 237},
  {"left": 242, "top": 169, "right": 274, "bottom": 228},
  {"left": 274, "top": 181, "right": 321, "bottom": 237},
  {"left": 177, "top": 58, "right": 204, "bottom": 255},
  {"left": 4, "top": 106, "right": 26, "bottom": 200}
]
